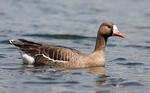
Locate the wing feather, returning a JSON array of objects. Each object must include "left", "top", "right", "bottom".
[
  {"left": 11, "top": 39, "right": 86, "bottom": 62},
  {"left": 42, "top": 45, "right": 86, "bottom": 62}
]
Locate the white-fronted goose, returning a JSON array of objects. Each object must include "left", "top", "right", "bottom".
[{"left": 9, "top": 22, "right": 125, "bottom": 68}]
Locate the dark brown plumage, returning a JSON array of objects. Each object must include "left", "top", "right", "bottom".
[{"left": 10, "top": 22, "right": 124, "bottom": 68}]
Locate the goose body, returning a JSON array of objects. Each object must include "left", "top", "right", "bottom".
[{"left": 10, "top": 22, "right": 124, "bottom": 68}]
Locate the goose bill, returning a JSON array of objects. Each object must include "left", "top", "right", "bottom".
[{"left": 112, "top": 25, "right": 125, "bottom": 38}]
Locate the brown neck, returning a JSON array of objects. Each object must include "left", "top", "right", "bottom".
[
  {"left": 87, "top": 35, "right": 107, "bottom": 67},
  {"left": 93, "top": 35, "right": 108, "bottom": 53}
]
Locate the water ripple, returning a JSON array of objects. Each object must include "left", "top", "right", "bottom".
[
  {"left": 2, "top": 67, "right": 22, "bottom": 70},
  {"left": 120, "top": 82, "right": 144, "bottom": 87},
  {"left": 0, "top": 54, "right": 6, "bottom": 58},
  {"left": 135, "top": 26, "right": 150, "bottom": 30},
  {"left": 23, "top": 81, "right": 79, "bottom": 85},
  {"left": 124, "top": 45, "right": 143, "bottom": 48},
  {"left": 124, "top": 45, "right": 150, "bottom": 49},
  {"left": 65, "top": 81, "right": 79, "bottom": 84},
  {"left": 37, "top": 76, "right": 57, "bottom": 81},
  {"left": 110, "top": 58, "right": 127, "bottom": 62},
  {"left": 23, "top": 81, "right": 61, "bottom": 85},
  {"left": 0, "top": 12, "right": 5, "bottom": 16},
  {"left": 117, "top": 62, "right": 144, "bottom": 66},
  {"left": 23, "top": 34, "right": 95, "bottom": 39},
  {"left": 107, "top": 44, "right": 117, "bottom": 47},
  {"left": 145, "top": 41, "right": 150, "bottom": 44},
  {"left": 71, "top": 72, "right": 82, "bottom": 75},
  {"left": 0, "top": 40, "right": 9, "bottom": 44},
  {"left": 103, "top": 78, "right": 125, "bottom": 87}
]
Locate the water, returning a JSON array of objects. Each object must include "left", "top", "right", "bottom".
[{"left": 0, "top": 0, "right": 150, "bottom": 93}]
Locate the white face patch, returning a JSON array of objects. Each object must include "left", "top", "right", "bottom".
[
  {"left": 112, "top": 25, "right": 125, "bottom": 38},
  {"left": 113, "top": 25, "right": 119, "bottom": 34}
]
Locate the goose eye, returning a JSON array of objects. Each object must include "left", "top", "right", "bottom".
[{"left": 107, "top": 26, "right": 111, "bottom": 29}]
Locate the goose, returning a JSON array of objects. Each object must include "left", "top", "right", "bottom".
[{"left": 9, "top": 22, "right": 125, "bottom": 68}]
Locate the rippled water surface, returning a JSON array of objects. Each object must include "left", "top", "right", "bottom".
[{"left": 0, "top": 0, "right": 150, "bottom": 93}]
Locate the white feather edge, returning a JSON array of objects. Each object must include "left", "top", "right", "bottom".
[
  {"left": 9, "top": 39, "right": 14, "bottom": 44},
  {"left": 21, "top": 53, "right": 68, "bottom": 65},
  {"left": 35, "top": 54, "right": 68, "bottom": 63},
  {"left": 22, "top": 53, "right": 35, "bottom": 65},
  {"left": 9, "top": 39, "right": 68, "bottom": 64}
]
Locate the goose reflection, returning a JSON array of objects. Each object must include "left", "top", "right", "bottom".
[
  {"left": 22, "top": 65, "right": 110, "bottom": 86},
  {"left": 22, "top": 65, "right": 106, "bottom": 76}
]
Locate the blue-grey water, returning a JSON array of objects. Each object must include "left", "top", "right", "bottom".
[{"left": 0, "top": 0, "right": 150, "bottom": 93}]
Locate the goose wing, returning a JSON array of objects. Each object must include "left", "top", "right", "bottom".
[{"left": 10, "top": 39, "right": 86, "bottom": 63}]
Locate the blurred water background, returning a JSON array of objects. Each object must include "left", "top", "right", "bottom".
[{"left": 0, "top": 0, "right": 150, "bottom": 93}]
